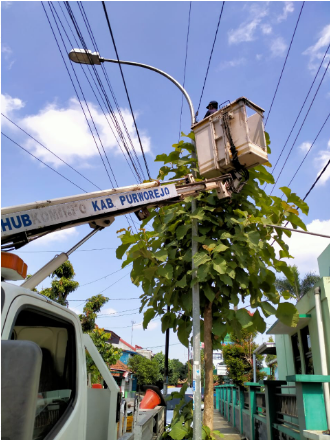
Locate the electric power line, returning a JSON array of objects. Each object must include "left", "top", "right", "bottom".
[
  {"left": 303, "top": 159, "right": 330, "bottom": 200},
  {"left": 1, "top": 113, "right": 102, "bottom": 191},
  {"left": 265, "top": 40, "right": 330, "bottom": 188},
  {"left": 264, "top": 1, "right": 305, "bottom": 126},
  {"left": 68, "top": 297, "right": 140, "bottom": 301},
  {"left": 178, "top": 2, "right": 192, "bottom": 142},
  {"left": 196, "top": 1, "right": 225, "bottom": 116},
  {"left": 42, "top": 2, "right": 116, "bottom": 188},
  {"left": 270, "top": 54, "right": 330, "bottom": 194},
  {"left": 16, "top": 247, "right": 117, "bottom": 253},
  {"left": 1, "top": 132, "right": 87, "bottom": 192},
  {"left": 286, "top": 111, "right": 330, "bottom": 188},
  {"left": 110, "top": 317, "right": 161, "bottom": 329},
  {"left": 101, "top": 1, "right": 152, "bottom": 180}
]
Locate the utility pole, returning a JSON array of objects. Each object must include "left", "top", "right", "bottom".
[
  {"left": 69, "top": 48, "right": 202, "bottom": 440},
  {"left": 131, "top": 321, "right": 135, "bottom": 346}
]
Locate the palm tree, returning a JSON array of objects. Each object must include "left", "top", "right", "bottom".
[{"left": 275, "top": 265, "right": 321, "bottom": 301}]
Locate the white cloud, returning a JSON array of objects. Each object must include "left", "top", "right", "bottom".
[
  {"left": 134, "top": 320, "right": 159, "bottom": 331},
  {"left": 2, "top": 44, "right": 12, "bottom": 56},
  {"left": 228, "top": 4, "right": 268, "bottom": 45},
  {"left": 1, "top": 94, "right": 25, "bottom": 117},
  {"left": 1, "top": 2, "right": 13, "bottom": 9},
  {"left": 303, "top": 24, "right": 330, "bottom": 72},
  {"left": 100, "top": 307, "right": 117, "bottom": 315},
  {"left": 1, "top": 94, "right": 152, "bottom": 168},
  {"left": 261, "top": 24, "right": 272, "bottom": 35},
  {"left": 274, "top": 219, "right": 330, "bottom": 275},
  {"left": 27, "top": 227, "right": 79, "bottom": 247},
  {"left": 217, "top": 57, "right": 246, "bottom": 71},
  {"left": 1, "top": 43, "right": 15, "bottom": 70},
  {"left": 299, "top": 141, "right": 312, "bottom": 153},
  {"left": 270, "top": 37, "right": 287, "bottom": 57},
  {"left": 277, "top": 2, "right": 294, "bottom": 23},
  {"left": 256, "top": 54, "right": 263, "bottom": 61}
]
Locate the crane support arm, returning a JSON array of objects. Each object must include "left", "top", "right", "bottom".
[{"left": 1, "top": 174, "right": 233, "bottom": 250}]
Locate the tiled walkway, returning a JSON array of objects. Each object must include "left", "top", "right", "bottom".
[{"left": 213, "top": 410, "right": 242, "bottom": 439}]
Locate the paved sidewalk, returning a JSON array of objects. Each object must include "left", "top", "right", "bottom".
[{"left": 213, "top": 410, "right": 242, "bottom": 439}]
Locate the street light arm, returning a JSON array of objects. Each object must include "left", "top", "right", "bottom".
[{"left": 101, "top": 57, "right": 196, "bottom": 126}]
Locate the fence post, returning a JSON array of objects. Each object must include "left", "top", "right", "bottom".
[
  {"left": 287, "top": 375, "right": 330, "bottom": 435},
  {"left": 232, "top": 386, "right": 237, "bottom": 429},
  {"left": 238, "top": 386, "right": 244, "bottom": 434},
  {"left": 264, "top": 380, "right": 286, "bottom": 440},
  {"left": 245, "top": 382, "right": 260, "bottom": 440},
  {"left": 215, "top": 386, "right": 220, "bottom": 411}
]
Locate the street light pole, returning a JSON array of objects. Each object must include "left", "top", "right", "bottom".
[{"left": 68, "top": 49, "right": 202, "bottom": 440}]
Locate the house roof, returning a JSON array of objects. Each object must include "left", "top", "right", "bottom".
[
  {"left": 119, "top": 338, "right": 136, "bottom": 351},
  {"left": 110, "top": 359, "right": 132, "bottom": 373}
]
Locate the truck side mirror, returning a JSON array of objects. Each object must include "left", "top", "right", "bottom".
[{"left": 1, "top": 340, "right": 42, "bottom": 440}]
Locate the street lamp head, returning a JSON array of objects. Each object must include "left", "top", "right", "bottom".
[{"left": 68, "top": 49, "right": 102, "bottom": 65}]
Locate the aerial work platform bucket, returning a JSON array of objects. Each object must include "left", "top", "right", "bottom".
[{"left": 193, "top": 97, "right": 268, "bottom": 179}]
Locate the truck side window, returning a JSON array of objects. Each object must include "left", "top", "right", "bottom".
[{"left": 12, "top": 308, "right": 76, "bottom": 440}]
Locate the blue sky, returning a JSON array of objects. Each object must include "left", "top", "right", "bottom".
[{"left": 2, "top": 1, "right": 330, "bottom": 362}]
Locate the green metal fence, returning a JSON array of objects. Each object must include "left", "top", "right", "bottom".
[{"left": 215, "top": 375, "right": 330, "bottom": 440}]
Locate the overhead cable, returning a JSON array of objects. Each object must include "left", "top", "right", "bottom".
[
  {"left": 57, "top": 2, "right": 141, "bottom": 183},
  {"left": 286, "top": 111, "right": 330, "bottom": 188},
  {"left": 178, "top": 2, "right": 192, "bottom": 142},
  {"left": 68, "top": 297, "right": 140, "bottom": 301},
  {"left": 303, "top": 159, "right": 330, "bottom": 200},
  {"left": 196, "top": 1, "right": 225, "bottom": 116},
  {"left": 42, "top": 2, "right": 116, "bottom": 187},
  {"left": 270, "top": 54, "right": 330, "bottom": 194},
  {"left": 1, "top": 132, "right": 87, "bottom": 192},
  {"left": 78, "top": 1, "right": 146, "bottom": 182},
  {"left": 265, "top": 40, "right": 330, "bottom": 188},
  {"left": 1, "top": 113, "right": 102, "bottom": 191},
  {"left": 17, "top": 247, "right": 117, "bottom": 253},
  {"left": 102, "top": 1, "right": 152, "bottom": 180},
  {"left": 265, "top": 1, "right": 305, "bottom": 126}
]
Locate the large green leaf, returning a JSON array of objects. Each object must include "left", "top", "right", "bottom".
[
  {"left": 260, "top": 301, "right": 276, "bottom": 318},
  {"left": 154, "top": 248, "right": 168, "bottom": 262},
  {"left": 169, "top": 422, "right": 189, "bottom": 440},
  {"left": 116, "top": 242, "right": 131, "bottom": 260},
  {"left": 176, "top": 224, "right": 191, "bottom": 239},
  {"left": 236, "top": 309, "right": 254, "bottom": 328},
  {"left": 176, "top": 275, "right": 187, "bottom": 288},
  {"left": 212, "top": 256, "right": 227, "bottom": 274},
  {"left": 143, "top": 308, "right": 156, "bottom": 329},
  {"left": 193, "top": 252, "right": 211, "bottom": 267},
  {"left": 275, "top": 302, "right": 299, "bottom": 327},
  {"left": 213, "top": 319, "right": 227, "bottom": 338},
  {"left": 252, "top": 310, "right": 266, "bottom": 333},
  {"left": 212, "top": 243, "right": 229, "bottom": 253},
  {"left": 157, "top": 264, "right": 173, "bottom": 280},
  {"left": 204, "top": 284, "right": 215, "bottom": 302}
]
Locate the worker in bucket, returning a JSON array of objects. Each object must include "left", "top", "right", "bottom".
[{"left": 204, "top": 100, "right": 218, "bottom": 118}]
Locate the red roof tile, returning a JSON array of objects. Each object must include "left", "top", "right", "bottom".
[{"left": 110, "top": 359, "right": 132, "bottom": 373}]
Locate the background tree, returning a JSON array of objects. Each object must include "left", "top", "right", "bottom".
[
  {"left": 39, "top": 260, "right": 79, "bottom": 306},
  {"left": 38, "top": 262, "right": 121, "bottom": 384},
  {"left": 222, "top": 329, "right": 266, "bottom": 386},
  {"left": 117, "top": 132, "right": 307, "bottom": 430},
  {"left": 128, "top": 355, "right": 160, "bottom": 387},
  {"left": 275, "top": 264, "right": 321, "bottom": 300}
]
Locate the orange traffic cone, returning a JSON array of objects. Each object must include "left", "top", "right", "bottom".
[
  {"left": 139, "top": 389, "right": 161, "bottom": 409},
  {"left": 92, "top": 383, "right": 103, "bottom": 389}
]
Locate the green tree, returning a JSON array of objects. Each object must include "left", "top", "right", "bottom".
[
  {"left": 39, "top": 262, "right": 122, "bottom": 384},
  {"left": 116, "top": 132, "right": 307, "bottom": 430},
  {"left": 222, "top": 329, "right": 265, "bottom": 386},
  {"left": 275, "top": 265, "right": 321, "bottom": 300},
  {"left": 86, "top": 325, "right": 122, "bottom": 384},
  {"left": 40, "top": 260, "right": 79, "bottom": 306},
  {"left": 128, "top": 355, "right": 160, "bottom": 387}
]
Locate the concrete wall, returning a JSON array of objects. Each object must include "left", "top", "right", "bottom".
[
  {"left": 318, "top": 244, "right": 330, "bottom": 277},
  {"left": 275, "top": 277, "right": 330, "bottom": 379}
]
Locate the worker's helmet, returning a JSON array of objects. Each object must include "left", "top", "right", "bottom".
[{"left": 206, "top": 101, "right": 218, "bottom": 109}]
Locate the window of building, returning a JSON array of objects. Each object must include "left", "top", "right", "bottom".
[
  {"left": 291, "top": 333, "right": 302, "bottom": 374},
  {"left": 11, "top": 307, "right": 76, "bottom": 440},
  {"left": 300, "top": 325, "right": 314, "bottom": 374}
]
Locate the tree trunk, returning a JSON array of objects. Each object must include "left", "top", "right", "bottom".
[{"left": 203, "top": 300, "right": 213, "bottom": 430}]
